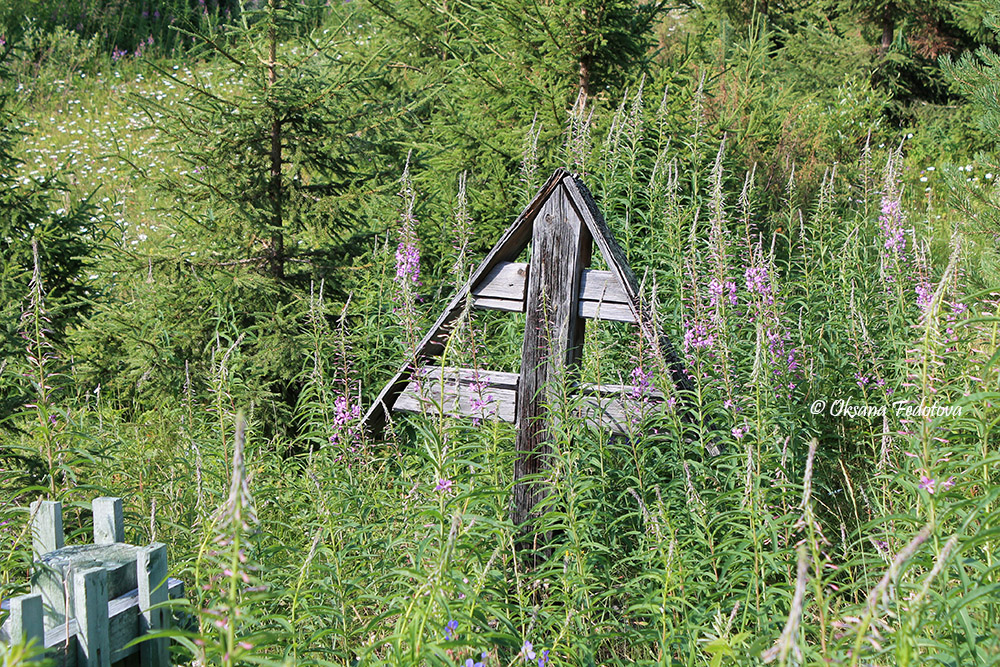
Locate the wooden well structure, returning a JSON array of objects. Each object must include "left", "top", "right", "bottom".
[{"left": 363, "top": 168, "right": 701, "bottom": 534}]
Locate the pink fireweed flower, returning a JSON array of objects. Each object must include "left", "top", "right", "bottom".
[
  {"left": 916, "top": 282, "right": 933, "bottom": 311},
  {"left": 744, "top": 266, "right": 773, "bottom": 304},
  {"left": 629, "top": 366, "right": 654, "bottom": 401},
  {"left": 918, "top": 475, "right": 936, "bottom": 494},
  {"left": 879, "top": 196, "right": 905, "bottom": 253},
  {"left": 435, "top": 478, "right": 453, "bottom": 493},
  {"left": 395, "top": 241, "right": 420, "bottom": 285},
  {"left": 708, "top": 278, "right": 738, "bottom": 308}
]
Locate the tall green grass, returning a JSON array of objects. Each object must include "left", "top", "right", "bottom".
[{"left": 3, "top": 62, "right": 1000, "bottom": 667}]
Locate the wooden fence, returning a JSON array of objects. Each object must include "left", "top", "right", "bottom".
[{"left": 1, "top": 497, "right": 183, "bottom": 666}]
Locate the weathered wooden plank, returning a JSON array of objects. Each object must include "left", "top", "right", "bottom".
[
  {"left": 472, "top": 296, "right": 525, "bottom": 313},
  {"left": 578, "top": 301, "right": 636, "bottom": 323},
  {"left": 579, "top": 269, "right": 630, "bottom": 304},
  {"left": 396, "top": 367, "right": 518, "bottom": 423},
  {"left": 137, "top": 543, "right": 170, "bottom": 667},
  {"left": 9, "top": 593, "right": 44, "bottom": 659},
  {"left": 92, "top": 497, "right": 124, "bottom": 545},
  {"left": 513, "top": 183, "right": 591, "bottom": 536},
  {"left": 30, "top": 500, "right": 63, "bottom": 560},
  {"left": 573, "top": 395, "right": 669, "bottom": 435},
  {"left": 75, "top": 567, "right": 110, "bottom": 667},
  {"left": 419, "top": 366, "right": 520, "bottom": 389},
  {"left": 472, "top": 261, "right": 528, "bottom": 300},
  {"left": 362, "top": 169, "right": 570, "bottom": 438}
]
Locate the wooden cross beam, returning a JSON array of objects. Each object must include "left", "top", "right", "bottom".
[{"left": 362, "top": 169, "right": 705, "bottom": 538}]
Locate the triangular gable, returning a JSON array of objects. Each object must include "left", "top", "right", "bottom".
[
  {"left": 362, "top": 168, "right": 696, "bottom": 438},
  {"left": 559, "top": 175, "right": 694, "bottom": 395}
]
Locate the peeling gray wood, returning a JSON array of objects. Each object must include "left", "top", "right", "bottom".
[
  {"left": 472, "top": 296, "right": 525, "bottom": 313},
  {"left": 362, "top": 169, "right": 569, "bottom": 437},
  {"left": 137, "top": 543, "right": 170, "bottom": 666},
  {"left": 513, "top": 183, "right": 591, "bottom": 535},
  {"left": 578, "top": 301, "right": 635, "bottom": 323},
  {"left": 396, "top": 366, "right": 518, "bottom": 423},
  {"left": 471, "top": 261, "right": 528, "bottom": 300},
  {"left": 579, "top": 270, "right": 630, "bottom": 304},
  {"left": 92, "top": 498, "right": 124, "bottom": 545},
  {"left": 30, "top": 500, "right": 64, "bottom": 560}
]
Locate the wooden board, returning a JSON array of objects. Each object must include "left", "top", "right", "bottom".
[
  {"left": 513, "top": 182, "right": 591, "bottom": 533},
  {"left": 395, "top": 366, "right": 518, "bottom": 423}
]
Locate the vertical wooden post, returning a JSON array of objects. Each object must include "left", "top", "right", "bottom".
[
  {"left": 75, "top": 567, "right": 110, "bottom": 667},
  {"left": 512, "top": 185, "right": 591, "bottom": 548},
  {"left": 92, "top": 497, "right": 124, "bottom": 544},
  {"left": 9, "top": 593, "right": 45, "bottom": 657},
  {"left": 138, "top": 543, "right": 171, "bottom": 666},
  {"left": 30, "top": 499, "right": 63, "bottom": 559}
]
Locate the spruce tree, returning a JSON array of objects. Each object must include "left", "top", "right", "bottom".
[
  {"left": 145, "top": 0, "right": 397, "bottom": 283},
  {"left": 76, "top": 1, "right": 404, "bottom": 434}
]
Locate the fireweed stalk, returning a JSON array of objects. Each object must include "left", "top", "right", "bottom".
[
  {"left": 395, "top": 153, "right": 422, "bottom": 352},
  {"left": 192, "top": 413, "right": 264, "bottom": 667},
  {"left": 21, "top": 240, "right": 61, "bottom": 495}
]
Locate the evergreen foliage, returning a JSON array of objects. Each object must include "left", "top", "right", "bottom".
[{"left": 3, "top": 1, "right": 1000, "bottom": 665}]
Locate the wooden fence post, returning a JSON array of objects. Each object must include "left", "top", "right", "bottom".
[
  {"left": 512, "top": 184, "right": 591, "bottom": 546},
  {"left": 138, "top": 542, "right": 170, "bottom": 666},
  {"left": 75, "top": 566, "right": 110, "bottom": 667},
  {"left": 93, "top": 497, "right": 124, "bottom": 544},
  {"left": 30, "top": 499, "right": 63, "bottom": 559},
  {"left": 9, "top": 593, "right": 44, "bottom": 659}
]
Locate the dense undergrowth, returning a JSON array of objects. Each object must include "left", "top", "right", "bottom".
[{"left": 3, "top": 1, "right": 1000, "bottom": 665}]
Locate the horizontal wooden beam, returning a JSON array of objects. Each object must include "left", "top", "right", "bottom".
[
  {"left": 396, "top": 366, "right": 519, "bottom": 423},
  {"left": 394, "top": 366, "right": 671, "bottom": 435},
  {"left": 469, "top": 263, "right": 636, "bottom": 322}
]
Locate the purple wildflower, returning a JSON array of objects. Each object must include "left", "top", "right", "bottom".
[
  {"left": 435, "top": 478, "right": 453, "bottom": 493},
  {"left": 879, "top": 196, "right": 905, "bottom": 253},
  {"left": 329, "top": 395, "right": 361, "bottom": 449},
  {"left": 468, "top": 372, "right": 496, "bottom": 425},
  {"left": 683, "top": 321, "right": 715, "bottom": 351},
  {"left": 918, "top": 475, "right": 936, "bottom": 494},
  {"left": 629, "top": 366, "right": 654, "bottom": 401},
  {"left": 395, "top": 241, "right": 420, "bottom": 285},
  {"left": 465, "top": 659, "right": 484, "bottom": 667},
  {"left": 744, "top": 266, "right": 773, "bottom": 304},
  {"left": 444, "top": 619, "right": 458, "bottom": 641},
  {"left": 522, "top": 641, "right": 536, "bottom": 661},
  {"left": 538, "top": 649, "right": 550, "bottom": 667},
  {"left": 111, "top": 47, "right": 127, "bottom": 62},
  {"left": 916, "top": 282, "right": 933, "bottom": 311}
]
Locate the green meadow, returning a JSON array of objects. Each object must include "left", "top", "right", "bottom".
[{"left": 2, "top": 1, "right": 1000, "bottom": 665}]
